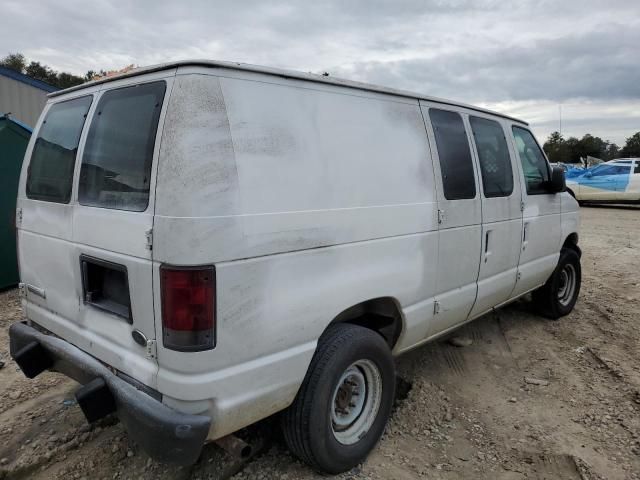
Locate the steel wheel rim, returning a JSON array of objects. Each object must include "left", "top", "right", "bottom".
[
  {"left": 330, "top": 359, "right": 383, "bottom": 445},
  {"left": 557, "top": 263, "right": 576, "bottom": 306}
]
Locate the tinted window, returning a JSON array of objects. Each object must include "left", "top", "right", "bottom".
[
  {"left": 26, "top": 96, "right": 92, "bottom": 203},
  {"left": 79, "top": 81, "right": 166, "bottom": 211},
  {"left": 635, "top": 163, "right": 640, "bottom": 174},
  {"left": 512, "top": 127, "right": 550, "bottom": 195},
  {"left": 470, "top": 116, "right": 513, "bottom": 197},
  {"left": 429, "top": 109, "right": 476, "bottom": 200}
]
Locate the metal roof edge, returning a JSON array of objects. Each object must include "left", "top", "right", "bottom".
[
  {"left": 47, "top": 59, "right": 528, "bottom": 125},
  {"left": 0, "top": 114, "right": 33, "bottom": 133},
  {"left": 0, "top": 66, "right": 59, "bottom": 93}
]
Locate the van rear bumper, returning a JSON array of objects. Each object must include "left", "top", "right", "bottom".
[{"left": 9, "top": 321, "right": 211, "bottom": 465}]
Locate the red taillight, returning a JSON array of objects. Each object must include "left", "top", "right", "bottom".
[{"left": 161, "top": 265, "right": 215, "bottom": 352}]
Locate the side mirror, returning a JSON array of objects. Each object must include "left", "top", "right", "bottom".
[
  {"left": 546, "top": 165, "right": 566, "bottom": 193},
  {"left": 585, "top": 171, "right": 593, "bottom": 178}
]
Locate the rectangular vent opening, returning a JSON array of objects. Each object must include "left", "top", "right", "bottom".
[{"left": 81, "top": 255, "right": 132, "bottom": 322}]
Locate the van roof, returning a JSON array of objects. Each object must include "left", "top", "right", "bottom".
[{"left": 49, "top": 59, "right": 528, "bottom": 125}]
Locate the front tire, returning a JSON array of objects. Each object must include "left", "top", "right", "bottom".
[
  {"left": 282, "top": 323, "right": 395, "bottom": 474},
  {"left": 533, "top": 247, "right": 581, "bottom": 319}
]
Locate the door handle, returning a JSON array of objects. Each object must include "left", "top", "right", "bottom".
[
  {"left": 19, "top": 282, "right": 46, "bottom": 299},
  {"left": 484, "top": 230, "right": 492, "bottom": 262},
  {"left": 523, "top": 223, "right": 529, "bottom": 251}
]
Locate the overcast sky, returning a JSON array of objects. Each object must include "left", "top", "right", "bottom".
[{"left": 3, "top": 0, "right": 639, "bottom": 145}]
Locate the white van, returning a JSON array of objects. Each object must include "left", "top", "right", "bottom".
[{"left": 9, "top": 60, "right": 580, "bottom": 473}]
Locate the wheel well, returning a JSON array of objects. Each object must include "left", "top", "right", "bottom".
[
  {"left": 329, "top": 297, "right": 403, "bottom": 350},
  {"left": 563, "top": 232, "right": 581, "bottom": 257}
]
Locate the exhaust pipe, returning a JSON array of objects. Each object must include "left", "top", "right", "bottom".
[{"left": 214, "top": 434, "right": 252, "bottom": 459}]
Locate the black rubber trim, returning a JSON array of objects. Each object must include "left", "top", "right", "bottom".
[
  {"left": 75, "top": 377, "right": 117, "bottom": 423},
  {"left": 12, "top": 340, "right": 54, "bottom": 378},
  {"left": 9, "top": 321, "right": 211, "bottom": 465}
]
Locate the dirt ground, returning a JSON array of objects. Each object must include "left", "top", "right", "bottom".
[{"left": 0, "top": 205, "right": 639, "bottom": 480}]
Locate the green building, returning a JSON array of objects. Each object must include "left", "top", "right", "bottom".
[{"left": 0, "top": 114, "right": 32, "bottom": 289}]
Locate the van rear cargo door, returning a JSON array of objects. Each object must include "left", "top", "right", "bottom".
[
  {"left": 18, "top": 91, "right": 97, "bottom": 343},
  {"left": 17, "top": 74, "right": 174, "bottom": 389}
]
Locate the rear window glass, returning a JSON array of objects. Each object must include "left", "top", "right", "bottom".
[
  {"left": 26, "top": 96, "right": 93, "bottom": 203},
  {"left": 469, "top": 116, "right": 513, "bottom": 198},
  {"left": 429, "top": 108, "right": 476, "bottom": 200},
  {"left": 79, "top": 81, "right": 166, "bottom": 211}
]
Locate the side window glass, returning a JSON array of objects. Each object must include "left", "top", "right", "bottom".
[
  {"left": 590, "top": 165, "right": 612, "bottom": 176},
  {"left": 512, "top": 126, "right": 550, "bottom": 195},
  {"left": 612, "top": 165, "right": 631, "bottom": 175},
  {"left": 590, "top": 165, "right": 630, "bottom": 176},
  {"left": 26, "top": 96, "right": 93, "bottom": 203},
  {"left": 429, "top": 109, "right": 476, "bottom": 200},
  {"left": 79, "top": 81, "right": 166, "bottom": 212},
  {"left": 635, "top": 163, "right": 640, "bottom": 174},
  {"left": 469, "top": 116, "right": 513, "bottom": 197}
]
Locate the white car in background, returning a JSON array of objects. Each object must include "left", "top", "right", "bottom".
[{"left": 566, "top": 159, "right": 640, "bottom": 203}]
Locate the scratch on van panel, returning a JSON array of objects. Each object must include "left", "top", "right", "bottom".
[
  {"left": 244, "top": 228, "right": 339, "bottom": 257},
  {"left": 232, "top": 125, "right": 298, "bottom": 157},
  {"left": 220, "top": 263, "right": 267, "bottom": 327},
  {"left": 223, "top": 296, "right": 262, "bottom": 326},
  {"left": 184, "top": 216, "right": 238, "bottom": 252}
]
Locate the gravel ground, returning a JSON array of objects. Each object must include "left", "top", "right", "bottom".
[{"left": 0, "top": 205, "right": 639, "bottom": 480}]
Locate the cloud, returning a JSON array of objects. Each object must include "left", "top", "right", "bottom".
[
  {"left": 2, "top": 0, "right": 639, "bottom": 144},
  {"left": 327, "top": 23, "right": 640, "bottom": 103}
]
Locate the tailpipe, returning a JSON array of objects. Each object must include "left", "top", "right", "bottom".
[{"left": 214, "top": 434, "right": 252, "bottom": 459}]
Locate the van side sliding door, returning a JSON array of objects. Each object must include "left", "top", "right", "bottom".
[
  {"left": 419, "top": 102, "right": 482, "bottom": 336},
  {"left": 466, "top": 115, "right": 523, "bottom": 319}
]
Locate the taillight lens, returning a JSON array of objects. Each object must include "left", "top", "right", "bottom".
[{"left": 160, "top": 265, "right": 215, "bottom": 352}]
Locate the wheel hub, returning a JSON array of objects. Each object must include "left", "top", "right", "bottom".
[
  {"left": 557, "top": 263, "right": 576, "bottom": 307},
  {"left": 330, "top": 359, "right": 383, "bottom": 445},
  {"left": 332, "top": 368, "right": 366, "bottom": 428}
]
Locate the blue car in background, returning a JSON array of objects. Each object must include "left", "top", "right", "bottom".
[
  {"left": 564, "top": 165, "right": 589, "bottom": 179},
  {"left": 550, "top": 163, "right": 591, "bottom": 179},
  {"left": 566, "top": 159, "right": 640, "bottom": 203}
]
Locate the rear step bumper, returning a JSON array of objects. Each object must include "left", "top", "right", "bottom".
[{"left": 9, "top": 321, "right": 211, "bottom": 465}]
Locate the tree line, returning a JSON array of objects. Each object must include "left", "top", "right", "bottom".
[
  {"left": 0, "top": 53, "right": 90, "bottom": 89},
  {"left": 543, "top": 131, "right": 640, "bottom": 164},
  {"left": 1, "top": 52, "right": 136, "bottom": 90}
]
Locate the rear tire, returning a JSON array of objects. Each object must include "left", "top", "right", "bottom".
[
  {"left": 281, "top": 323, "right": 395, "bottom": 474},
  {"left": 532, "top": 247, "right": 581, "bottom": 319}
]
